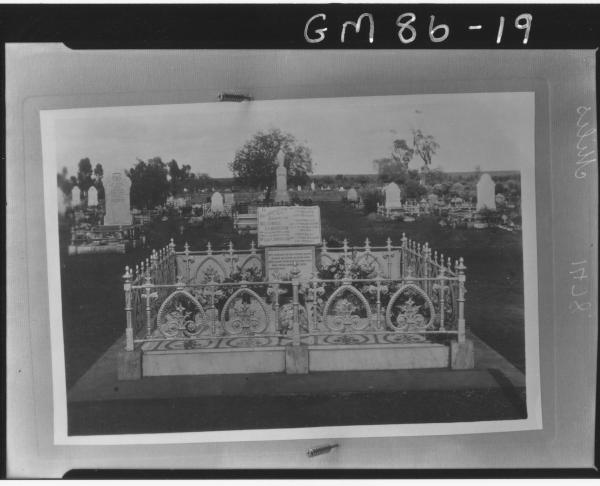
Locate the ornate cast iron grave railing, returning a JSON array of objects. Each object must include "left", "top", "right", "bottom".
[{"left": 122, "top": 237, "right": 467, "bottom": 352}]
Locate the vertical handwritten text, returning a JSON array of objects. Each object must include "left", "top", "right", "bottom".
[{"left": 575, "top": 106, "right": 596, "bottom": 179}]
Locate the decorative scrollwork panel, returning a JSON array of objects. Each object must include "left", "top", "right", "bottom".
[
  {"left": 322, "top": 285, "right": 372, "bottom": 332},
  {"left": 220, "top": 288, "right": 270, "bottom": 335},
  {"left": 386, "top": 283, "right": 436, "bottom": 332},
  {"left": 194, "top": 256, "right": 227, "bottom": 284},
  {"left": 156, "top": 290, "right": 207, "bottom": 338}
]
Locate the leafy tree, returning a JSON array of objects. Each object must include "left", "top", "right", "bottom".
[
  {"left": 374, "top": 157, "right": 408, "bottom": 183},
  {"left": 505, "top": 179, "right": 521, "bottom": 197},
  {"left": 432, "top": 183, "right": 444, "bottom": 196},
  {"left": 450, "top": 182, "right": 465, "bottom": 197},
  {"left": 362, "top": 189, "right": 383, "bottom": 215},
  {"left": 229, "top": 129, "right": 313, "bottom": 199},
  {"left": 77, "top": 158, "right": 94, "bottom": 193},
  {"left": 412, "top": 129, "right": 439, "bottom": 168},
  {"left": 424, "top": 166, "right": 445, "bottom": 185},
  {"left": 92, "top": 163, "right": 105, "bottom": 201},
  {"left": 167, "top": 159, "right": 195, "bottom": 194},
  {"left": 57, "top": 167, "right": 73, "bottom": 195},
  {"left": 403, "top": 179, "right": 427, "bottom": 199},
  {"left": 94, "top": 163, "right": 104, "bottom": 180},
  {"left": 391, "top": 139, "right": 414, "bottom": 167},
  {"left": 126, "top": 157, "right": 170, "bottom": 209}
]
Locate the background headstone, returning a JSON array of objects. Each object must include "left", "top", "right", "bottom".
[
  {"left": 211, "top": 191, "right": 224, "bottom": 212},
  {"left": 384, "top": 182, "right": 402, "bottom": 208},
  {"left": 87, "top": 186, "right": 98, "bottom": 206},
  {"left": 273, "top": 149, "right": 290, "bottom": 203},
  {"left": 476, "top": 173, "right": 496, "bottom": 211},
  {"left": 347, "top": 188, "right": 358, "bottom": 202},
  {"left": 71, "top": 186, "right": 81, "bottom": 206},
  {"left": 103, "top": 172, "right": 133, "bottom": 226},
  {"left": 310, "top": 181, "right": 315, "bottom": 191},
  {"left": 57, "top": 188, "right": 67, "bottom": 215}
]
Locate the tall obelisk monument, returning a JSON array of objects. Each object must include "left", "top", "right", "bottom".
[{"left": 273, "top": 148, "right": 290, "bottom": 203}]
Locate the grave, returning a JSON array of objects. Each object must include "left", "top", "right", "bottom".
[
  {"left": 347, "top": 187, "right": 359, "bottom": 202},
  {"left": 384, "top": 182, "right": 402, "bottom": 209},
  {"left": 57, "top": 188, "right": 68, "bottom": 215},
  {"left": 476, "top": 173, "right": 496, "bottom": 211},
  {"left": 273, "top": 149, "right": 290, "bottom": 203},
  {"left": 257, "top": 206, "right": 321, "bottom": 281},
  {"left": 87, "top": 186, "right": 98, "bottom": 206},
  {"left": 69, "top": 172, "right": 140, "bottom": 255},
  {"left": 377, "top": 182, "right": 403, "bottom": 219},
  {"left": 103, "top": 172, "right": 133, "bottom": 226},
  {"left": 128, "top": 207, "right": 473, "bottom": 378},
  {"left": 210, "top": 191, "right": 224, "bottom": 213},
  {"left": 71, "top": 186, "right": 81, "bottom": 207}
]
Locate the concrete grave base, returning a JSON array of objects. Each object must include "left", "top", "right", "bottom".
[
  {"left": 117, "top": 349, "right": 142, "bottom": 380},
  {"left": 285, "top": 344, "right": 309, "bottom": 374},
  {"left": 450, "top": 339, "right": 475, "bottom": 369},
  {"left": 140, "top": 341, "right": 450, "bottom": 377},
  {"left": 143, "top": 347, "right": 286, "bottom": 376},
  {"left": 308, "top": 342, "right": 449, "bottom": 372}
]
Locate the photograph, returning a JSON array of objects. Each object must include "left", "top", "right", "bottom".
[{"left": 40, "top": 90, "right": 540, "bottom": 441}]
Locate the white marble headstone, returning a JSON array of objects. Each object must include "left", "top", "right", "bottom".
[
  {"left": 87, "top": 186, "right": 98, "bottom": 206},
  {"left": 211, "top": 191, "right": 224, "bottom": 212},
  {"left": 476, "top": 173, "right": 496, "bottom": 211},
  {"left": 310, "top": 181, "right": 315, "bottom": 191},
  {"left": 347, "top": 188, "right": 359, "bottom": 201},
  {"left": 384, "top": 182, "right": 402, "bottom": 208},
  {"left": 71, "top": 186, "right": 81, "bottom": 206},
  {"left": 103, "top": 172, "right": 132, "bottom": 226},
  {"left": 57, "top": 188, "right": 68, "bottom": 214}
]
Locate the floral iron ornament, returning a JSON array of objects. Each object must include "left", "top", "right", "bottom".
[
  {"left": 395, "top": 297, "right": 425, "bottom": 330},
  {"left": 221, "top": 287, "right": 270, "bottom": 335},
  {"left": 156, "top": 290, "right": 207, "bottom": 338},
  {"left": 386, "top": 283, "right": 435, "bottom": 332},
  {"left": 322, "top": 285, "right": 371, "bottom": 332}
]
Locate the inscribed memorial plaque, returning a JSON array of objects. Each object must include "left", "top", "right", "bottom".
[
  {"left": 257, "top": 206, "right": 321, "bottom": 247},
  {"left": 265, "top": 246, "right": 316, "bottom": 281}
]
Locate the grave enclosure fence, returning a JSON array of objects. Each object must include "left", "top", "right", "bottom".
[{"left": 122, "top": 235, "right": 467, "bottom": 353}]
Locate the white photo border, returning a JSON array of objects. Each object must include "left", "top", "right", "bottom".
[{"left": 40, "top": 93, "right": 542, "bottom": 446}]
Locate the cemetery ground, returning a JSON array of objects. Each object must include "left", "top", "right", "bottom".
[{"left": 61, "top": 201, "right": 526, "bottom": 434}]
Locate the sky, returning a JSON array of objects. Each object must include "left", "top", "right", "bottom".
[{"left": 46, "top": 92, "right": 534, "bottom": 178}]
